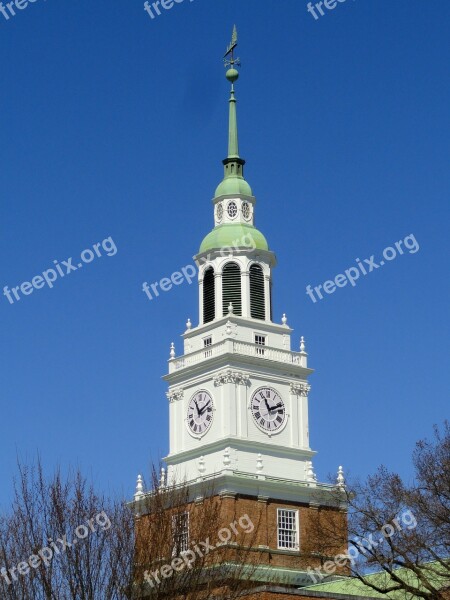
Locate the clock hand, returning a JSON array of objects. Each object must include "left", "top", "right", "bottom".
[
  {"left": 260, "top": 392, "right": 271, "bottom": 412},
  {"left": 194, "top": 399, "right": 200, "bottom": 415},
  {"left": 199, "top": 400, "right": 211, "bottom": 415}
]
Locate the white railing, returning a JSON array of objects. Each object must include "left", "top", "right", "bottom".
[{"left": 169, "top": 339, "right": 306, "bottom": 372}]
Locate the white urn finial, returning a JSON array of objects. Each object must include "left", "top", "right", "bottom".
[
  {"left": 228, "top": 302, "right": 234, "bottom": 315},
  {"left": 186, "top": 318, "right": 192, "bottom": 331},
  {"left": 282, "top": 313, "right": 287, "bottom": 325},
  {"left": 134, "top": 474, "right": 144, "bottom": 500},
  {"left": 307, "top": 461, "right": 317, "bottom": 483},
  {"left": 160, "top": 467, "right": 166, "bottom": 488},
  {"left": 169, "top": 342, "right": 175, "bottom": 359},
  {"left": 300, "top": 336, "right": 306, "bottom": 353},
  {"left": 337, "top": 465, "right": 345, "bottom": 488}
]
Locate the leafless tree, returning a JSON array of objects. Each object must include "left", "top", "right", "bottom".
[
  {"left": 0, "top": 459, "right": 270, "bottom": 600},
  {"left": 307, "top": 422, "right": 450, "bottom": 599},
  {"left": 0, "top": 458, "right": 135, "bottom": 599}
]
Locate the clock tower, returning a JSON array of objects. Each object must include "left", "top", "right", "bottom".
[
  {"left": 163, "top": 44, "right": 318, "bottom": 495},
  {"left": 135, "top": 29, "right": 347, "bottom": 591}
]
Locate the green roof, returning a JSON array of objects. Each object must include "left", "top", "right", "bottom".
[
  {"left": 214, "top": 176, "right": 253, "bottom": 197},
  {"left": 199, "top": 224, "right": 269, "bottom": 254},
  {"left": 303, "top": 562, "right": 449, "bottom": 599}
]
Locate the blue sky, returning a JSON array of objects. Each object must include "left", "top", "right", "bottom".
[{"left": 0, "top": 0, "right": 448, "bottom": 506}]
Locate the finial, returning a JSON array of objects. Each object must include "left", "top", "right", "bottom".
[
  {"left": 214, "top": 25, "right": 252, "bottom": 198},
  {"left": 300, "top": 336, "right": 306, "bottom": 353},
  {"left": 134, "top": 474, "right": 144, "bottom": 500},
  {"left": 223, "top": 26, "right": 241, "bottom": 160},
  {"left": 186, "top": 318, "right": 192, "bottom": 331},
  {"left": 228, "top": 302, "right": 234, "bottom": 315},
  {"left": 282, "top": 313, "right": 288, "bottom": 326},
  {"left": 169, "top": 342, "right": 175, "bottom": 359},
  {"left": 306, "top": 461, "right": 317, "bottom": 483},
  {"left": 337, "top": 466, "right": 345, "bottom": 488},
  {"left": 160, "top": 467, "right": 166, "bottom": 488}
]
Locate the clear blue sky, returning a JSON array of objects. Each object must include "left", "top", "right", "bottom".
[{"left": 0, "top": 0, "right": 448, "bottom": 506}]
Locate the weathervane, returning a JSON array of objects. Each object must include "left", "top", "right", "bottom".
[{"left": 224, "top": 25, "right": 240, "bottom": 69}]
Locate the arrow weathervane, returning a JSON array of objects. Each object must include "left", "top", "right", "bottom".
[{"left": 224, "top": 25, "right": 240, "bottom": 68}]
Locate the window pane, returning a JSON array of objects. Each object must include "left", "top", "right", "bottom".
[{"left": 277, "top": 509, "right": 298, "bottom": 550}]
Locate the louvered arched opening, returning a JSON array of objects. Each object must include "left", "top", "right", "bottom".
[
  {"left": 222, "top": 262, "right": 242, "bottom": 316},
  {"left": 250, "top": 264, "right": 265, "bottom": 320},
  {"left": 203, "top": 267, "right": 215, "bottom": 324}
]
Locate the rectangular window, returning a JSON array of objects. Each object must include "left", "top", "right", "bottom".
[
  {"left": 203, "top": 336, "right": 212, "bottom": 358},
  {"left": 277, "top": 508, "right": 299, "bottom": 550},
  {"left": 254, "top": 334, "right": 267, "bottom": 356},
  {"left": 172, "top": 512, "right": 189, "bottom": 555}
]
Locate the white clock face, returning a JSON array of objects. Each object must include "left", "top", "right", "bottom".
[
  {"left": 251, "top": 387, "right": 286, "bottom": 433},
  {"left": 187, "top": 391, "right": 214, "bottom": 436}
]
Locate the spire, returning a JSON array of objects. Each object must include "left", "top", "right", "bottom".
[
  {"left": 223, "top": 26, "right": 242, "bottom": 163},
  {"left": 227, "top": 82, "right": 239, "bottom": 159},
  {"left": 214, "top": 26, "right": 252, "bottom": 198}
]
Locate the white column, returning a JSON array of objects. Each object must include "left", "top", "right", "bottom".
[
  {"left": 198, "top": 277, "right": 204, "bottom": 324},
  {"left": 264, "top": 274, "right": 271, "bottom": 322},
  {"left": 241, "top": 269, "right": 250, "bottom": 318},
  {"left": 299, "top": 394, "right": 310, "bottom": 449},
  {"left": 215, "top": 271, "right": 222, "bottom": 319}
]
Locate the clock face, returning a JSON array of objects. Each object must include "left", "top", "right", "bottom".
[
  {"left": 187, "top": 391, "right": 214, "bottom": 436},
  {"left": 251, "top": 387, "right": 286, "bottom": 433}
]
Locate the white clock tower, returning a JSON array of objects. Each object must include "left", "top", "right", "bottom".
[
  {"left": 159, "top": 45, "right": 342, "bottom": 512},
  {"left": 133, "top": 34, "right": 347, "bottom": 591}
]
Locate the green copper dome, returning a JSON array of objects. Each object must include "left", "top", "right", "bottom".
[
  {"left": 215, "top": 176, "right": 252, "bottom": 197},
  {"left": 199, "top": 224, "right": 269, "bottom": 254}
]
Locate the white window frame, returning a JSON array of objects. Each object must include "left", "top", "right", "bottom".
[
  {"left": 203, "top": 336, "right": 213, "bottom": 358},
  {"left": 277, "top": 508, "right": 299, "bottom": 551},
  {"left": 254, "top": 333, "right": 267, "bottom": 356},
  {"left": 172, "top": 511, "right": 189, "bottom": 556}
]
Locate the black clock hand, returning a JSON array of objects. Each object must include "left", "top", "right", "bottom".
[
  {"left": 269, "top": 402, "right": 283, "bottom": 411},
  {"left": 260, "top": 392, "right": 270, "bottom": 412},
  {"left": 194, "top": 399, "right": 200, "bottom": 415},
  {"left": 199, "top": 400, "right": 211, "bottom": 415}
]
